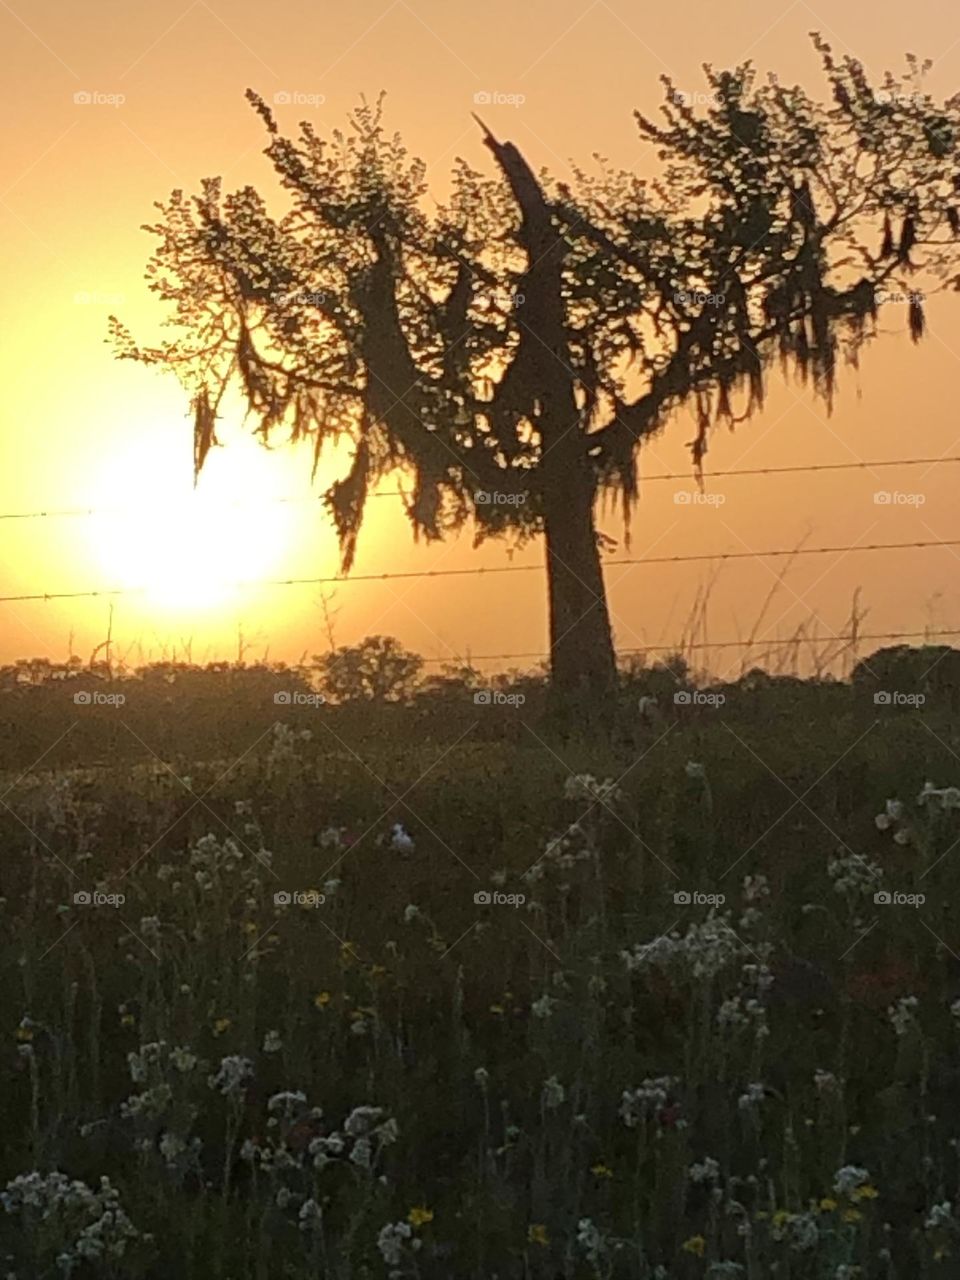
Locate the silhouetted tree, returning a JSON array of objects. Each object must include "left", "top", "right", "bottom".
[{"left": 114, "top": 38, "right": 960, "bottom": 708}]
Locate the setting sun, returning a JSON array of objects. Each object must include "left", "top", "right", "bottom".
[{"left": 83, "top": 424, "right": 303, "bottom": 615}]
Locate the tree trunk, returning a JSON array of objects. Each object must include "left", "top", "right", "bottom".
[{"left": 542, "top": 465, "right": 618, "bottom": 709}]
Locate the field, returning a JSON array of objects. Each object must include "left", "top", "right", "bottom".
[{"left": 2, "top": 647, "right": 960, "bottom": 1279}]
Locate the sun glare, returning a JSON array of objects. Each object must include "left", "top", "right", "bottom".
[{"left": 84, "top": 426, "right": 301, "bottom": 616}]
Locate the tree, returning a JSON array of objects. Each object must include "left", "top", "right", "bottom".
[
  {"left": 113, "top": 40, "right": 960, "bottom": 709},
  {"left": 315, "top": 635, "right": 423, "bottom": 704}
]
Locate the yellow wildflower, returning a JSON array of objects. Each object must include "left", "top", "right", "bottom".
[
  {"left": 528, "top": 1224, "right": 549, "bottom": 1246},
  {"left": 14, "top": 1026, "right": 33, "bottom": 1043},
  {"left": 819, "top": 1198, "right": 838, "bottom": 1212},
  {"left": 489, "top": 1004, "right": 505, "bottom": 1015},
  {"left": 212, "top": 1017, "right": 231, "bottom": 1036},
  {"left": 773, "top": 1210, "right": 791, "bottom": 1228},
  {"left": 681, "top": 1235, "right": 706, "bottom": 1257},
  {"left": 313, "top": 991, "right": 331, "bottom": 1009},
  {"left": 120, "top": 1014, "right": 135, "bottom": 1028},
  {"left": 842, "top": 1208, "right": 862, "bottom": 1224},
  {"left": 591, "top": 1163, "right": 614, "bottom": 1179},
  {"left": 407, "top": 1206, "right": 433, "bottom": 1228},
  {"left": 852, "top": 1184, "right": 878, "bottom": 1201}
]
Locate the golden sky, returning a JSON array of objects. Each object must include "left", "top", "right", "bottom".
[{"left": 2, "top": 0, "right": 960, "bottom": 675}]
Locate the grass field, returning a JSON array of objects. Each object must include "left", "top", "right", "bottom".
[{"left": 3, "top": 646, "right": 960, "bottom": 1278}]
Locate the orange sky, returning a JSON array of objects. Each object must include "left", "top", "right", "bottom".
[{"left": 1, "top": 0, "right": 959, "bottom": 676}]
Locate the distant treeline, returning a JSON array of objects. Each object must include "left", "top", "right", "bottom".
[{"left": 0, "top": 639, "right": 957, "bottom": 772}]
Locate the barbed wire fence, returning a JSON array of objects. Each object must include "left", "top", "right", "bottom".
[{"left": 1, "top": 453, "right": 958, "bottom": 674}]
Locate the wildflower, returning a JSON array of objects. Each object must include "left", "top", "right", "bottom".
[
  {"left": 542, "top": 1076, "right": 565, "bottom": 1109},
  {"left": 377, "top": 1221, "right": 414, "bottom": 1266},
  {"left": 407, "top": 1206, "right": 433, "bottom": 1227},
  {"left": 169, "top": 1047, "right": 197, "bottom": 1073},
  {"left": 819, "top": 1198, "right": 838, "bottom": 1212},
  {"left": 528, "top": 1223, "right": 549, "bottom": 1246},
  {"left": 576, "top": 1218, "right": 607, "bottom": 1266},
  {"left": 262, "top": 1029, "right": 283, "bottom": 1054},
  {"left": 565, "top": 773, "right": 623, "bottom": 804},
  {"left": 620, "top": 1077, "right": 679, "bottom": 1127},
  {"left": 390, "top": 824, "right": 415, "bottom": 855},
  {"left": 888, "top": 995, "right": 919, "bottom": 1037},
  {"left": 313, "top": 991, "right": 331, "bottom": 1009},
  {"left": 489, "top": 1004, "right": 505, "bottom": 1016},
  {"left": 212, "top": 1017, "right": 231, "bottom": 1037},
  {"left": 591, "top": 1162, "right": 614, "bottom": 1178},
  {"left": 737, "top": 1082, "right": 766, "bottom": 1112},
  {"left": 689, "top": 1156, "right": 721, "bottom": 1185},
  {"left": 851, "top": 1183, "right": 878, "bottom": 1201},
  {"left": 682, "top": 1235, "right": 706, "bottom": 1256},
  {"left": 531, "top": 993, "right": 558, "bottom": 1019},
  {"left": 925, "top": 1201, "right": 953, "bottom": 1228},
  {"left": 833, "top": 1165, "right": 871, "bottom": 1197},
  {"left": 207, "top": 1055, "right": 253, "bottom": 1097},
  {"left": 298, "top": 1198, "right": 322, "bottom": 1232},
  {"left": 842, "top": 1208, "right": 862, "bottom": 1223},
  {"left": 14, "top": 1023, "right": 33, "bottom": 1043}
]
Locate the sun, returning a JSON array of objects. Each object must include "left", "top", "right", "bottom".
[{"left": 83, "top": 421, "right": 303, "bottom": 616}]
